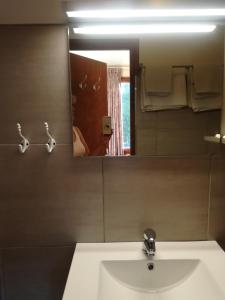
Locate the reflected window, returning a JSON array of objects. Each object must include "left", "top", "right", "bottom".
[{"left": 120, "top": 81, "right": 130, "bottom": 154}]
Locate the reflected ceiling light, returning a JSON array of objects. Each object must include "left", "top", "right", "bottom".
[
  {"left": 67, "top": 9, "right": 225, "bottom": 18},
  {"left": 73, "top": 24, "right": 216, "bottom": 35}
]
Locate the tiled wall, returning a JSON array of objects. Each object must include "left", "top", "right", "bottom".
[
  {"left": 103, "top": 157, "right": 210, "bottom": 241},
  {"left": 209, "top": 153, "right": 225, "bottom": 249},
  {"left": 0, "top": 25, "right": 71, "bottom": 145},
  {"left": 0, "top": 25, "right": 224, "bottom": 248},
  {"left": 139, "top": 28, "right": 224, "bottom": 66},
  {"left": 135, "top": 107, "right": 221, "bottom": 156}
]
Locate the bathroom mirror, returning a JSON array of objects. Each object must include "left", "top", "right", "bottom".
[{"left": 69, "top": 26, "right": 224, "bottom": 157}]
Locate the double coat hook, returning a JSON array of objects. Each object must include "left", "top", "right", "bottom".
[
  {"left": 16, "top": 122, "right": 56, "bottom": 154},
  {"left": 79, "top": 74, "right": 88, "bottom": 90},
  {"left": 17, "top": 123, "right": 29, "bottom": 154},
  {"left": 44, "top": 122, "right": 56, "bottom": 153},
  {"left": 93, "top": 77, "right": 101, "bottom": 91}
]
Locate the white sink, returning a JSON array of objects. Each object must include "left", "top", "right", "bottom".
[
  {"left": 63, "top": 241, "right": 225, "bottom": 300},
  {"left": 99, "top": 259, "right": 224, "bottom": 299},
  {"left": 101, "top": 259, "right": 199, "bottom": 292}
]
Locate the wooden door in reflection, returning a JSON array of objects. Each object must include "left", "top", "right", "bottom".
[{"left": 70, "top": 53, "right": 108, "bottom": 156}]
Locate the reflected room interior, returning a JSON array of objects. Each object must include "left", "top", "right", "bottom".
[
  {"left": 69, "top": 29, "right": 224, "bottom": 157},
  {"left": 70, "top": 50, "right": 131, "bottom": 156}
]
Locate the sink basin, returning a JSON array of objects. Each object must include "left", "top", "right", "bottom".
[
  {"left": 100, "top": 259, "right": 199, "bottom": 292},
  {"left": 63, "top": 241, "right": 225, "bottom": 300},
  {"left": 99, "top": 259, "right": 224, "bottom": 299}
]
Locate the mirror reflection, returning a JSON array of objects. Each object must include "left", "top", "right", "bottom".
[
  {"left": 70, "top": 27, "right": 224, "bottom": 157},
  {"left": 70, "top": 50, "right": 131, "bottom": 156}
]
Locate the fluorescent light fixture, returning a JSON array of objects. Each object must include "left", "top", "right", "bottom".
[
  {"left": 73, "top": 24, "right": 216, "bottom": 35},
  {"left": 67, "top": 8, "right": 225, "bottom": 18}
]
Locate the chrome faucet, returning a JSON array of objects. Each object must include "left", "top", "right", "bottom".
[{"left": 143, "top": 228, "right": 156, "bottom": 256}]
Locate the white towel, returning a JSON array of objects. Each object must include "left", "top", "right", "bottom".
[
  {"left": 188, "top": 68, "right": 223, "bottom": 112},
  {"left": 145, "top": 66, "right": 172, "bottom": 96},
  {"left": 140, "top": 67, "right": 187, "bottom": 111},
  {"left": 193, "top": 65, "right": 223, "bottom": 96}
]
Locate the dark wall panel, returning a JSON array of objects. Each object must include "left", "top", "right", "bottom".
[
  {"left": 0, "top": 250, "right": 3, "bottom": 300},
  {"left": 0, "top": 25, "right": 72, "bottom": 145},
  {"left": 2, "top": 246, "right": 74, "bottom": 300},
  {"left": 0, "top": 146, "right": 104, "bottom": 246}
]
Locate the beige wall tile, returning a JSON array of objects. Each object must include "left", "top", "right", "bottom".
[
  {"left": 140, "top": 27, "right": 224, "bottom": 66},
  {"left": 206, "top": 110, "right": 221, "bottom": 131},
  {"left": 209, "top": 155, "right": 225, "bottom": 249},
  {"left": 0, "top": 146, "right": 104, "bottom": 246},
  {"left": 135, "top": 106, "right": 221, "bottom": 156},
  {"left": 157, "top": 129, "right": 208, "bottom": 155},
  {"left": 135, "top": 128, "right": 156, "bottom": 156},
  {"left": 157, "top": 109, "right": 208, "bottom": 130},
  {"left": 135, "top": 108, "right": 157, "bottom": 129},
  {"left": 103, "top": 157, "right": 210, "bottom": 242},
  {"left": 0, "top": 25, "right": 72, "bottom": 144}
]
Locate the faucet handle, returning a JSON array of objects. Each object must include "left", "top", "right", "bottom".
[{"left": 144, "top": 228, "right": 156, "bottom": 240}]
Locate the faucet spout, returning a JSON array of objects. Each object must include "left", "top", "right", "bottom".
[{"left": 143, "top": 228, "right": 156, "bottom": 256}]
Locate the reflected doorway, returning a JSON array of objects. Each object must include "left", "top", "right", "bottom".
[
  {"left": 69, "top": 39, "right": 139, "bottom": 156},
  {"left": 70, "top": 50, "right": 130, "bottom": 156}
]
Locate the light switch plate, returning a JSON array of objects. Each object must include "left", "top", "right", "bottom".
[{"left": 102, "top": 116, "right": 112, "bottom": 135}]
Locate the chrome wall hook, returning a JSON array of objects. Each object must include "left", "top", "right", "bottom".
[
  {"left": 79, "top": 74, "right": 88, "bottom": 90},
  {"left": 44, "top": 122, "right": 56, "bottom": 153},
  {"left": 17, "top": 123, "right": 30, "bottom": 154},
  {"left": 93, "top": 77, "right": 101, "bottom": 91}
]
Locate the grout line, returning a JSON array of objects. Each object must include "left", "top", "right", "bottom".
[{"left": 207, "top": 156, "right": 213, "bottom": 240}]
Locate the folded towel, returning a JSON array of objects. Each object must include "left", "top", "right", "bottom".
[
  {"left": 140, "top": 67, "right": 187, "bottom": 111},
  {"left": 145, "top": 66, "right": 172, "bottom": 96},
  {"left": 193, "top": 65, "right": 223, "bottom": 96},
  {"left": 190, "top": 94, "right": 222, "bottom": 112},
  {"left": 188, "top": 67, "right": 223, "bottom": 112}
]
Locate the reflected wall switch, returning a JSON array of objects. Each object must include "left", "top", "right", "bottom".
[{"left": 102, "top": 116, "right": 112, "bottom": 135}]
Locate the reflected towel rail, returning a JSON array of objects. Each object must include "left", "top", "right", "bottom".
[
  {"left": 139, "top": 64, "right": 223, "bottom": 71},
  {"left": 139, "top": 64, "right": 193, "bottom": 71}
]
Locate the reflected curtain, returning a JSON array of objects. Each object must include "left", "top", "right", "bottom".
[{"left": 107, "top": 67, "right": 123, "bottom": 156}]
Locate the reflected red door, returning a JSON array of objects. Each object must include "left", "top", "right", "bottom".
[{"left": 70, "top": 53, "right": 108, "bottom": 155}]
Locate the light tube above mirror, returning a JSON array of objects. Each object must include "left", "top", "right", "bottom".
[
  {"left": 73, "top": 24, "right": 216, "bottom": 35},
  {"left": 67, "top": 8, "right": 225, "bottom": 19}
]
